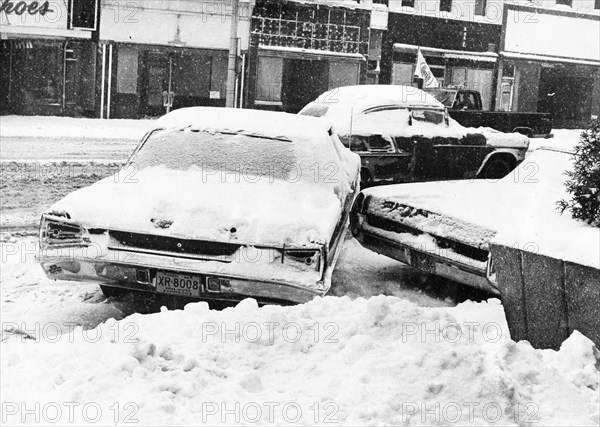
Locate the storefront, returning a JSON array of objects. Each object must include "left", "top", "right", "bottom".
[
  {"left": 0, "top": 1, "right": 98, "bottom": 116},
  {"left": 98, "top": 0, "right": 252, "bottom": 118},
  {"left": 497, "top": 4, "right": 600, "bottom": 128},
  {"left": 381, "top": 12, "right": 501, "bottom": 109},
  {"left": 247, "top": 0, "right": 370, "bottom": 113}
]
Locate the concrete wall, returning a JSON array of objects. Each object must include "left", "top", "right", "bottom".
[{"left": 490, "top": 243, "right": 600, "bottom": 350}]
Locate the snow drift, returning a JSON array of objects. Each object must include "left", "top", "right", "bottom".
[{"left": 2, "top": 296, "right": 598, "bottom": 425}]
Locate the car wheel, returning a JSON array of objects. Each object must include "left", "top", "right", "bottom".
[
  {"left": 100, "top": 285, "right": 129, "bottom": 298},
  {"left": 482, "top": 158, "right": 512, "bottom": 179}
]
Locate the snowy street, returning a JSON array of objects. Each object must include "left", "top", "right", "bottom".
[{"left": 1, "top": 115, "right": 598, "bottom": 425}]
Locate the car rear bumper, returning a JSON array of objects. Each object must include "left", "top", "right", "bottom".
[
  {"left": 354, "top": 228, "right": 499, "bottom": 295},
  {"left": 39, "top": 249, "right": 324, "bottom": 305}
]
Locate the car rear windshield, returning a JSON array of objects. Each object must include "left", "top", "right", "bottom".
[
  {"left": 298, "top": 102, "right": 330, "bottom": 118},
  {"left": 127, "top": 127, "right": 297, "bottom": 180}
]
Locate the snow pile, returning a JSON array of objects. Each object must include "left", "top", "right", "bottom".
[
  {"left": 363, "top": 148, "right": 600, "bottom": 268},
  {"left": 2, "top": 296, "right": 598, "bottom": 425}
]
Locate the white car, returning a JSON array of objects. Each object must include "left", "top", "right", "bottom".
[
  {"left": 300, "top": 85, "right": 529, "bottom": 185},
  {"left": 349, "top": 146, "right": 587, "bottom": 295},
  {"left": 39, "top": 107, "right": 361, "bottom": 305}
]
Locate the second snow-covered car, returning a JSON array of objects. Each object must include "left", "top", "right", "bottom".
[
  {"left": 299, "top": 85, "right": 529, "bottom": 186},
  {"left": 349, "top": 146, "right": 579, "bottom": 295},
  {"left": 38, "top": 108, "right": 361, "bottom": 305}
]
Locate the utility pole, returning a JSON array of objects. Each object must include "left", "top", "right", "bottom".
[{"left": 226, "top": 0, "right": 239, "bottom": 108}]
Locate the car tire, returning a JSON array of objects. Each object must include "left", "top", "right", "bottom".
[
  {"left": 481, "top": 158, "right": 512, "bottom": 180},
  {"left": 100, "top": 285, "right": 129, "bottom": 298}
]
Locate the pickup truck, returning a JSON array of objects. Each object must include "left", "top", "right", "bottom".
[{"left": 424, "top": 88, "right": 553, "bottom": 138}]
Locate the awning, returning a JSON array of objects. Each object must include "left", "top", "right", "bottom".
[
  {"left": 259, "top": 45, "right": 366, "bottom": 62},
  {"left": 500, "top": 51, "right": 600, "bottom": 67},
  {"left": 393, "top": 43, "right": 498, "bottom": 63}
]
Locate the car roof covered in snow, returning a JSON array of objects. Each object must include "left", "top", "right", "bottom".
[
  {"left": 153, "top": 107, "right": 333, "bottom": 142},
  {"left": 302, "top": 85, "right": 444, "bottom": 112}
]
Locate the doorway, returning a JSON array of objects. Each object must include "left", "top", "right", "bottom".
[
  {"left": 142, "top": 52, "right": 173, "bottom": 117},
  {"left": 538, "top": 66, "right": 593, "bottom": 127},
  {"left": 282, "top": 58, "right": 329, "bottom": 113}
]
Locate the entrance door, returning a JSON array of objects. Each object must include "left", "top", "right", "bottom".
[
  {"left": 282, "top": 59, "right": 328, "bottom": 113},
  {"left": 143, "top": 52, "right": 173, "bottom": 117},
  {"left": 538, "top": 67, "right": 593, "bottom": 127}
]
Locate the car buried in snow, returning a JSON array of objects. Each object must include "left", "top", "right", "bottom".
[
  {"left": 299, "top": 85, "right": 530, "bottom": 186},
  {"left": 38, "top": 107, "right": 361, "bottom": 305},
  {"left": 349, "top": 146, "right": 576, "bottom": 295}
]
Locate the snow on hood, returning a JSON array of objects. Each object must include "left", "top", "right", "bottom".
[
  {"left": 50, "top": 166, "right": 346, "bottom": 246},
  {"left": 363, "top": 149, "right": 599, "bottom": 268},
  {"left": 2, "top": 296, "right": 598, "bottom": 425}
]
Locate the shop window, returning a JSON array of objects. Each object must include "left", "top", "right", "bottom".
[
  {"left": 401, "top": 0, "right": 415, "bottom": 7},
  {"left": 173, "top": 52, "right": 211, "bottom": 98},
  {"left": 117, "top": 47, "right": 138, "bottom": 94},
  {"left": 256, "top": 56, "right": 283, "bottom": 104},
  {"left": 392, "top": 62, "right": 417, "bottom": 87},
  {"left": 13, "top": 42, "right": 62, "bottom": 108},
  {"left": 328, "top": 61, "right": 359, "bottom": 90},
  {"left": 440, "top": 0, "right": 452, "bottom": 12},
  {"left": 369, "top": 29, "right": 383, "bottom": 60},
  {"left": 555, "top": 0, "right": 572, "bottom": 6},
  {"left": 474, "top": 0, "right": 487, "bottom": 16},
  {"left": 70, "top": 0, "right": 98, "bottom": 30}
]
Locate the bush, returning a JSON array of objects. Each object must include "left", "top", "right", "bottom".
[{"left": 558, "top": 120, "right": 600, "bottom": 227}]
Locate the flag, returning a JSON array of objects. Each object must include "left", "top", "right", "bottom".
[{"left": 414, "top": 47, "right": 440, "bottom": 88}]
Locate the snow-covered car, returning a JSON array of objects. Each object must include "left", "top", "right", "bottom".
[
  {"left": 299, "top": 85, "right": 529, "bottom": 185},
  {"left": 38, "top": 108, "right": 361, "bottom": 305},
  {"left": 349, "top": 146, "right": 577, "bottom": 295}
]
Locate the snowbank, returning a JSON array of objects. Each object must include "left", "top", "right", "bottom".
[{"left": 2, "top": 296, "right": 598, "bottom": 425}]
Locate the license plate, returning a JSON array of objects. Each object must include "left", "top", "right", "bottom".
[{"left": 156, "top": 271, "right": 202, "bottom": 297}]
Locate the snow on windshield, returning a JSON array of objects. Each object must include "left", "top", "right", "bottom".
[{"left": 129, "top": 128, "right": 297, "bottom": 181}]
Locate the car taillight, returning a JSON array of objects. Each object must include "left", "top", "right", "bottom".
[
  {"left": 40, "top": 215, "right": 88, "bottom": 248},
  {"left": 278, "top": 246, "right": 323, "bottom": 275}
]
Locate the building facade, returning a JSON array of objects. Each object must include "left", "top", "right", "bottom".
[
  {"left": 496, "top": 3, "right": 600, "bottom": 127},
  {"left": 1, "top": 0, "right": 99, "bottom": 116},
  {"left": 2, "top": 0, "right": 598, "bottom": 126},
  {"left": 98, "top": 0, "right": 253, "bottom": 119},
  {"left": 382, "top": 0, "right": 600, "bottom": 126},
  {"left": 245, "top": 0, "right": 385, "bottom": 113}
]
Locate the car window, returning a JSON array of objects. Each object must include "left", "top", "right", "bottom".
[
  {"left": 411, "top": 108, "right": 446, "bottom": 125},
  {"left": 340, "top": 135, "right": 368, "bottom": 152},
  {"left": 360, "top": 107, "right": 411, "bottom": 127},
  {"left": 429, "top": 90, "right": 457, "bottom": 108},
  {"left": 367, "top": 135, "right": 393, "bottom": 152}
]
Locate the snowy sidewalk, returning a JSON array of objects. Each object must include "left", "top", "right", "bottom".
[{"left": 0, "top": 115, "right": 154, "bottom": 140}]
